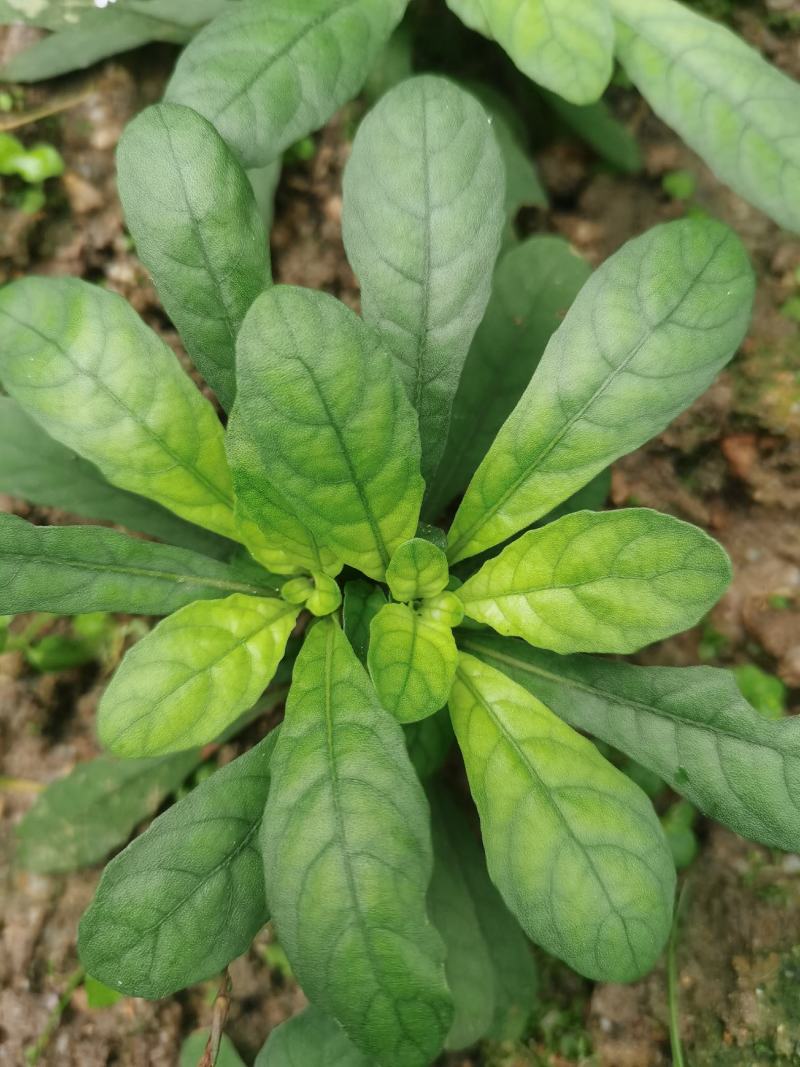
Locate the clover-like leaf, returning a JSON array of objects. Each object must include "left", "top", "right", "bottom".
[
  {"left": 462, "top": 632, "right": 800, "bottom": 853},
  {"left": 262, "top": 618, "right": 452, "bottom": 1066},
  {"left": 166, "top": 0, "right": 408, "bottom": 168},
  {"left": 0, "top": 513, "right": 278, "bottom": 617},
  {"left": 255, "top": 1007, "right": 372, "bottom": 1067},
  {"left": 342, "top": 74, "right": 505, "bottom": 484},
  {"left": 0, "top": 277, "right": 238, "bottom": 541},
  {"left": 368, "top": 603, "right": 458, "bottom": 724},
  {"left": 342, "top": 578, "right": 387, "bottom": 665},
  {"left": 477, "top": 0, "right": 614, "bottom": 105},
  {"left": 458, "top": 508, "right": 732, "bottom": 654},
  {"left": 99, "top": 594, "right": 297, "bottom": 757},
  {"left": 447, "top": 218, "right": 754, "bottom": 562},
  {"left": 117, "top": 103, "right": 270, "bottom": 412},
  {"left": 386, "top": 538, "right": 449, "bottom": 602},
  {"left": 449, "top": 653, "right": 676, "bottom": 982},
  {"left": 229, "top": 286, "right": 424, "bottom": 581},
  {"left": 612, "top": 0, "right": 800, "bottom": 234},
  {"left": 79, "top": 732, "right": 277, "bottom": 998}
]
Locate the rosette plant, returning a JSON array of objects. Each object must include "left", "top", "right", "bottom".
[{"left": 4, "top": 69, "right": 799, "bottom": 1067}]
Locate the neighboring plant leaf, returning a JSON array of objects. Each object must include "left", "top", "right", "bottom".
[
  {"left": 254, "top": 1006, "right": 372, "bottom": 1067},
  {"left": 0, "top": 398, "right": 231, "bottom": 560},
  {"left": 368, "top": 602, "right": 458, "bottom": 723},
  {"left": 477, "top": 0, "right": 614, "bottom": 105},
  {"left": 229, "top": 286, "right": 424, "bottom": 581},
  {"left": 457, "top": 508, "right": 732, "bottom": 654},
  {"left": 342, "top": 578, "right": 387, "bottom": 665},
  {"left": 612, "top": 0, "right": 800, "bottom": 234},
  {"left": 117, "top": 103, "right": 270, "bottom": 412},
  {"left": 405, "top": 709, "right": 454, "bottom": 781},
  {"left": 0, "top": 277, "right": 239, "bottom": 541},
  {"left": 0, "top": 513, "right": 278, "bottom": 616},
  {"left": 15, "top": 750, "right": 199, "bottom": 874},
  {"left": 342, "top": 74, "right": 505, "bottom": 484},
  {"left": 181, "top": 1031, "right": 246, "bottom": 1067},
  {"left": 543, "top": 91, "right": 642, "bottom": 174},
  {"left": 447, "top": 218, "right": 754, "bottom": 562},
  {"left": 449, "top": 653, "right": 676, "bottom": 981},
  {"left": 461, "top": 632, "right": 800, "bottom": 853},
  {"left": 79, "top": 732, "right": 278, "bottom": 998},
  {"left": 385, "top": 537, "right": 449, "bottom": 602},
  {"left": 429, "top": 235, "right": 591, "bottom": 516},
  {"left": 98, "top": 595, "right": 297, "bottom": 757},
  {"left": 262, "top": 618, "right": 453, "bottom": 1066},
  {"left": 166, "top": 0, "right": 408, "bottom": 168}
]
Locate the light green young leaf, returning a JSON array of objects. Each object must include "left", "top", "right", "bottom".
[
  {"left": 449, "top": 653, "right": 676, "bottom": 982},
  {"left": 0, "top": 397, "right": 230, "bottom": 559},
  {"left": 181, "top": 1032, "right": 246, "bottom": 1067},
  {"left": 368, "top": 603, "right": 458, "bottom": 724},
  {"left": 262, "top": 618, "right": 452, "bottom": 1066},
  {"left": 462, "top": 632, "right": 800, "bottom": 853},
  {"left": 229, "top": 286, "right": 424, "bottom": 580},
  {"left": 117, "top": 103, "right": 270, "bottom": 412},
  {"left": 612, "top": 0, "right": 800, "bottom": 234},
  {"left": 447, "top": 218, "right": 754, "bottom": 562},
  {"left": 0, "top": 277, "right": 238, "bottom": 541},
  {"left": 458, "top": 508, "right": 732, "bottom": 654},
  {"left": 255, "top": 1007, "right": 372, "bottom": 1067},
  {"left": 405, "top": 709, "right": 454, "bottom": 781},
  {"left": 166, "top": 0, "right": 408, "bottom": 168},
  {"left": 386, "top": 538, "right": 449, "bottom": 602},
  {"left": 543, "top": 91, "right": 642, "bottom": 174},
  {"left": 342, "top": 75, "right": 505, "bottom": 484},
  {"left": 342, "top": 578, "right": 387, "bottom": 665},
  {"left": 99, "top": 594, "right": 297, "bottom": 757},
  {"left": 0, "top": 513, "right": 278, "bottom": 617},
  {"left": 478, "top": 0, "right": 614, "bottom": 105},
  {"left": 429, "top": 235, "right": 591, "bottom": 516},
  {"left": 79, "top": 733, "right": 277, "bottom": 998},
  {"left": 15, "top": 750, "right": 199, "bottom": 875}
]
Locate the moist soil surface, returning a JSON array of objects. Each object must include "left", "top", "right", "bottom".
[{"left": 1, "top": 6, "right": 800, "bottom": 1065}]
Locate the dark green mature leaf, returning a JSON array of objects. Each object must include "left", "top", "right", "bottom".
[
  {"left": 255, "top": 1007, "right": 372, "bottom": 1067},
  {"left": 544, "top": 91, "right": 642, "bottom": 174},
  {"left": 99, "top": 595, "right": 297, "bottom": 757},
  {"left": 461, "top": 632, "right": 800, "bottom": 853},
  {"left": 0, "top": 398, "right": 230, "bottom": 559},
  {"left": 447, "top": 218, "right": 754, "bottom": 562},
  {"left": 262, "top": 618, "right": 452, "bottom": 1066},
  {"left": 429, "top": 235, "right": 591, "bottom": 516},
  {"left": 0, "top": 277, "right": 238, "bottom": 541},
  {"left": 15, "top": 750, "right": 199, "bottom": 875},
  {"left": 449, "top": 653, "right": 676, "bottom": 982},
  {"left": 181, "top": 1032, "right": 246, "bottom": 1067},
  {"left": 404, "top": 709, "right": 454, "bottom": 781},
  {"left": 167, "top": 0, "right": 408, "bottom": 168},
  {"left": 342, "top": 74, "right": 505, "bottom": 484},
  {"left": 117, "top": 103, "right": 270, "bottom": 412},
  {"left": 0, "top": 513, "right": 278, "bottom": 616},
  {"left": 342, "top": 578, "right": 387, "bottom": 665},
  {"left": 458, "top": 508, "right": 732, "bottom": 654},
  {"left": 229, "top": 286, "right": 424, "bottom": 581},
  {"left": 79, "top": 733, "right": 278, "bottom": 999},
  {"left": 612, "top": 0, "right": 800, "bottom": 234}
]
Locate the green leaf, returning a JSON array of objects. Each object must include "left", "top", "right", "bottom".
[
  {"left": 543, "top": 91, "right": 642, "bottom": 174},
  {"left": 262, "top": 618, "right": 452, "bottom": 1066},
  {"left": 166, "top": 0, "right": 408, "bottom": 168},
  {"left": 0, "top": 277, "right": 239, "bottom": 541},
  {"left": 0, "top": 513, "right": 278, "bottom": 617},
  {"left": 342, "top": 74, "right": 505, "bottom": 484},
  {"left": 445, "top": 0, "right": 491, "bottom": 36},
  {"left": 458, "top": 508, "right": 732, "bottom": 654},
  {"left": 0, "top": 397, "right": 231, "bottom": 560},
  {"left": 404, "top": 709, "right": 454, "bottom": 781},
  {"left": 254, "top": 1007, "right": 372, "bottom": 1067},
  {"left": 368, "top": 603, "right": 458, "bottom": 723},
  {"left": 447, "top": 218, "right": 754, "bottom": 562},
  {"left": 449, "top": 653, "right": 676, "bottom": 982},
  {"left": 386, "top": 538, "right": 449, "bottom": 602},
  {"left": 248, "top": 159, "right": 282, "bottom": 233},
  {"left": 429, "top": 235, "right": 591, "bottom": 516},
  {"left": 117, "top": 103, "right": 270, "bottom": 413},
  {"left": 15, "top": 750, "right": 199, "bottom": 874},
  {"left": 342, "top": 578, "right": 387, "bottom": 665},
  {"left": 98, "top": 594, "right": 297, "bottom": 757},
  {"left": 611, "top": 0, "right": 800, "bottom": 234},
  {"left": 478, "top": 0, "right": 614, "bottom": 105},
  {"left": 428, "top": 786, "right": 537, "bottom": 1044},
  {"left": 229, "top": 286, "right": 424, "bottom": 581},
  {"left": 460, "top": 632, "right": 800, "bottom": 853},
  {"left": 84, "top": 975, "right": 124, "bottom": 1009},
  {"left": 79, "top": 733, "right": 277, "bottom": 999},
  {"left": 181, "top": 1032, "right": 246, "bottom": 1067}
]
